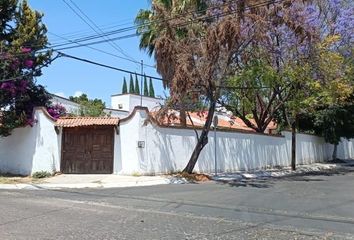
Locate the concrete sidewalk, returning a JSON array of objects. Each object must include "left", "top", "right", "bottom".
[
  {"left": 0, "top": 174, "right": 172, "bottom": 190},
  {"left": 213, "top": 160, "right": 354, "bottom": 183},
  {"left": 1, "top": 160, "right": 352, "bottom": 190}
]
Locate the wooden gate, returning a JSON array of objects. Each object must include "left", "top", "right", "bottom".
[{"left": 61, "top": 126, "right": 114, "bottom": 174}]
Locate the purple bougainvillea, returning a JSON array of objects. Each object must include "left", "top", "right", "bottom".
[
  {"left": 24, "top": 59, "right": 34, "bottom": 68},
  {"left": 47, "top": 104, "right": 67, "bottom": 120}
]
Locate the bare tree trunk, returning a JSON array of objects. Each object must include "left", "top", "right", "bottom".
[
  {"left": 291, "top": 121, "right": 296, "bottom": 171},
  {"left": 182, "top": 99, "right": 216, "bottom": 173},
  {"left": 180, "top": 107, "right": 187, "bottom": 127},
  {"left": 332, "top": 144, "right": 338, "bottom": 161}
]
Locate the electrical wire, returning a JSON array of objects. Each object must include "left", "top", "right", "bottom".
[
  {"left": 0, "top": 53, "right": 61, "bottom": 83},
  {"left": 49, "top": 0, "right": 283, "bottom": 50},
  {"left": 1, "top": 50, "right": 271, "bottom": 91},
  {"left": 48, "top": 32, "right": 156, "bottom": 69},
  {"left": 43, "top": 0, "right": 284, "bottom": 55},
  {"left": 0, "top": 0, "right": 285, "bottom": 89},
  {"left": 57, "top": 51, "right": 163, "bottom": 81},
  {"left": 57, "top": 51, "right": 270, "bottom": 90},
  {"left": 66, "top": 0, "right": 138, "bottom": 63},
  {"left": 1, "top": 0, "right": 285, "bottom": 56},
  {"left": 61, "top": 0, "right": 137, "bottom": 65}
]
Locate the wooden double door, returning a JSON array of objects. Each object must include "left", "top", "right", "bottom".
[{"left": 61, "top": 126, "right": 114, "bottom": 174}]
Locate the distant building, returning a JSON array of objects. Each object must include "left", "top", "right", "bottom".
[
  {"left": 110, "top": 93, "right": 164, "bottom": 113},
  {"left": 51, "top": 94, "right": 80, "bottom": 115},
  {"left": 50, "top": 93, "right": 130, "bottom": 118}
]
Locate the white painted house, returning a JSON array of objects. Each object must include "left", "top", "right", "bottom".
[
  {"left": 110, "top": 93, "right": 164, "bottom": 113},
  {"left": 51, "top": 93, "right": 164, "bottom": 118},
  {"left": 0, "top": 93, "right": 353, "bottom": 175},
  {"left": 51, "top": 94, "right": 81, "bottom": 115},
  {"left": 50, "top": 93, "right": 130, "bottom": 118}
]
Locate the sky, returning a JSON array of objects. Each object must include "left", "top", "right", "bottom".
[{"left": 28, "top": 0, "right": 165, "bottom": 107}]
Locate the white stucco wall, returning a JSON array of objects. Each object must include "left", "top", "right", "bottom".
[
  {"left": 282, "top": 131, "right": 333, "bottom": 164},
  {"left": 1, "top": 107, "right": 353, "bottom": 176},
  {"left": 117, "top": 108, "right": 353, "bottom": 175},
  {"left": 337, "top": 138, "right": 354, "bottom": 159},
  {"left": 0, "top": 108, "right": 60, "bottom": 175},
  {"left": 115, "top": 110, "right": 147, "bottom": 174}
]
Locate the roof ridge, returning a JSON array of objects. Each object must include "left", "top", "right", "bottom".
[{"left": 59, "top": 116, "right": 119, "bottom": 119}]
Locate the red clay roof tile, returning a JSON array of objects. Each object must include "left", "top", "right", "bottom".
[
  {"left": 55, "top": 117, "right": 119, "bottom": 127},
  {"left": 150, "top": 110, "right": 277, "bottom": 133}
]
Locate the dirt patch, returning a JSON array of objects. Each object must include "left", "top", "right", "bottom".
[
  {"left": 178, "top": 173, "right": 211, "bottom": 182},
  {"left": 0, "top": 174, "right": 44, "bottom": 184}
]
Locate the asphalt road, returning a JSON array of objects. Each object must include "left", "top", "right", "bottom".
[{"left": 1, "top": 168, "right": 354, "bottom": 239}]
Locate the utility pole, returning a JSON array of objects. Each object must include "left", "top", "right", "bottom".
[
  {"left": 140, "top": 60, "right": 144, "bottom": 106},
  {"left": 213, "top": 115, "right": 218, "bottom": 176}
]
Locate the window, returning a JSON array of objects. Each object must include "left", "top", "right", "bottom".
[{"left": 118, "top": 104, "right": 123, "bottom": 109}]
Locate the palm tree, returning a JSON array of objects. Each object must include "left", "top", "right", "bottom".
[
  {"left": 135, "top": 0, "right": 207, "bottom": 56},
  {"left": 135, "top": 8, "right": 156, "bottom": 57},
  {"left": 135, "top": 0, "right": 207, "bottom": 126}
]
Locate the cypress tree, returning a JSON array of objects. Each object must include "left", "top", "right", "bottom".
[
  {"left": 149, "top": 77, "right": 155, "bottom": 98},
  {"left": 134, "top": 74, "right": 140, "bottom": 94},
  {"left": 122, "top": 77, "right": 128, "bottom": 94},
  {"left": 143, "top": 75, "right": 149, "bottom": 96},
  {"left": 129, "top": 74, "right": 135, "bottom": 93}
]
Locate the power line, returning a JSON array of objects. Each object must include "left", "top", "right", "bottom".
[
  {"left": 47, "top": 0, "right": 282, "bottom": 53},
  {"left": 0, "top": 54, "right": 61, "bottom": 83},
  {"left": 57, "top": 51, "right": 164, "bottom": 81},
  {"left": 66, "top": 0, "right": 138, "bottom": 63},
  {"left": 0, "top": 32, "right": 157, "bottom": 69},
  {"left": 48, "top": 32, "right": 156, "bottom": 69},
  {"left": 50, "top": 0, "right": 282, "bottom": 51},
  {"left": 49, "top": 25, "right": 137, "bottom": 49},
  {"left": 3, "top": 0, "right": 284, "bottom": 56},
  {"left": 61, "top": 0, "right": 137, "bottom": 65},
  {"left": 1, "top": 0, "right": 286, "bottom": 83},
  {"left": 53, "top": 33, "right": 137, "bottom": 51},
  {"left": 49, "top": 18, "right": 133, "bottom": 45},
  {"left": 57, "top": 51, "right": 270, "bottom": 90},
  {"left": 1, "top": 49, "right": 271, "bottom": 91}
]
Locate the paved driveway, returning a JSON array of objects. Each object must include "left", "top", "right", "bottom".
[{"left": 1, "top": 166, "right": 354, "bottom": 239}]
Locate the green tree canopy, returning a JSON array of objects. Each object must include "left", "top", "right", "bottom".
[
  {"left": 69, "top": 94, "right": 106, "bottom": 117},
  {"left": 0, "top": 0, "right": 52, "bottom": 137}
]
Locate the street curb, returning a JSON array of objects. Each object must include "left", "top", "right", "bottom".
[
  {"left": 1, "top": 162, "right": 352, "bottom": 190},
  {"left": 0, "top": 179, "right": 171, "bottom": 190}
]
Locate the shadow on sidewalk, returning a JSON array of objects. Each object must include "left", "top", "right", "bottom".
[{"left": 216, "top": 161, "right": 354, "bottom": 189}]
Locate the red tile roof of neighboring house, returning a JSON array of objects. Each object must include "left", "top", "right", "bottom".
[
  {"left": 149, "top": 110, "right": 277, "bottom": 133},
  {"left": 55, "top": 117, "right": 119, "bottom": 127}
]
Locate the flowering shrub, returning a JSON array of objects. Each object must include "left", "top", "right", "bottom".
[
  {"left": 47, "top": 104, "right": 67, "bottom": 120},
  {"left": 0, "top": 1, "right": 52, "bottom": 137}
]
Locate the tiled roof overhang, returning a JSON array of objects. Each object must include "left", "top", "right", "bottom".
[{"left": 55, "top": 117, "right": 119, "bottom": 127}]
